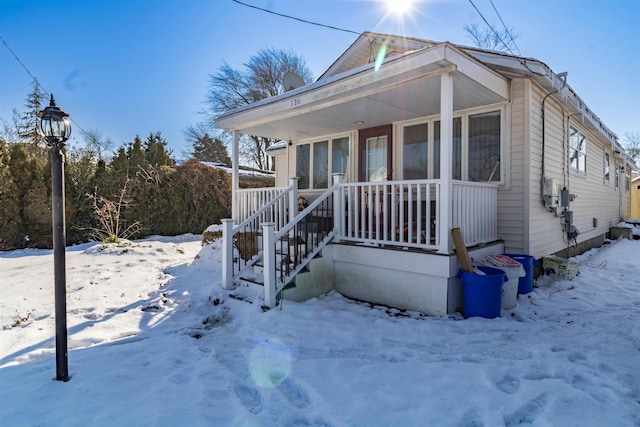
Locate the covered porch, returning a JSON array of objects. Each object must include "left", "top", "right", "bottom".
[{"left": 215, "top": 39, "right": 510, "bottom": 310}]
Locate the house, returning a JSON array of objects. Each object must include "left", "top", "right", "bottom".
[
  {"left": 214, "top": 32, "right": 634, "bottom": 316},
  {"left": 631, "top": 174, "right": 640, "bottom": 218}
]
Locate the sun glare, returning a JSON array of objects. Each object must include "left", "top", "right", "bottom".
[{"left": 386, "top": 0, "right": 413, "bottom": 15}]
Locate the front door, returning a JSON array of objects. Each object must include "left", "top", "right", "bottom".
[{"left": 358, "top": 125, "right": 392, "bottom": 182}]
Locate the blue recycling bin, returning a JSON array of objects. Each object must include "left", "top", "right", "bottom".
[
  {"left": 504, "top": 254, "right": 537, "bottom": 295},
  {"left": 457, "top": 266, "right": 506, "bottom": 319}
]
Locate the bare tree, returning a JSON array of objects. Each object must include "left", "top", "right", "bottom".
[
  {"left": 0, "top": 112, "right": 22, "bottom": 145},
  {"left": 464, "top": 23, "right": 519, "bottom": 53},
  {"left": 83, "top": 128, "right": 114, "bottom": 161},
  {"left": 206, "top": 48, "right": 313, "bottom": 170},
  {"left": 624, "top": 132, "right": 640, "bottom": 166}
]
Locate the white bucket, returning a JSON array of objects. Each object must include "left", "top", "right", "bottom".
[
  {"left": 481, "top": 255, "right": 525, "bottom": 309},
  {"left": 497, "top": 266, "right": 521, "bottom": 309}
]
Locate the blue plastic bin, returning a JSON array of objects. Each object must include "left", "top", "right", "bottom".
[
  {"left": 457, "top": 266, "right": 506, "bottom": 319},
  {"left": 504, "top": 254, "right": 537, "bottom": 295}
]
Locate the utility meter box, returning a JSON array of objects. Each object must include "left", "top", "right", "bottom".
[{"left": 543, "top": 177, "right": 558, "bottom": 208}]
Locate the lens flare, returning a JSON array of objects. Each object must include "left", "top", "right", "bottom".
[
  {"left": 248, "top": 338, "right": 294, "bottom": 388},
  {"left": 374, "top": 40, "right": 388, "bottom": 72}
]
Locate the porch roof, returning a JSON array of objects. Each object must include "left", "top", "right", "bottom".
[{"left": 214, "top": 42, "right": 509, "bottom": 141}]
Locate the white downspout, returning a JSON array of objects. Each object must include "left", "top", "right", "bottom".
[
  {"left": 438, "top": 71, "right": 454, "bottom": 254},
  {"left": 232, "top": 130, "right": 240, "bottom": 223}
]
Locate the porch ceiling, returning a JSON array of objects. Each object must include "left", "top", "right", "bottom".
[{"left": 215, "top": 43, "right": 509, "bottom": 141}]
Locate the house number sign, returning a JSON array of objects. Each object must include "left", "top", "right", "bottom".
[{"left": 290, "top": 98, "right": 302, "bottom": 107}]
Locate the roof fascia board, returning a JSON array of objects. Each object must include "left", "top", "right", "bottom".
[
  {"left": 217, "top": 43, "right": 510, "bottom": 132},
  {"left": 216, "top": 44, "right": 454, "bottom": 131},
  {"left": 443, "top": 43, "right": 509, "bottom": 100}
]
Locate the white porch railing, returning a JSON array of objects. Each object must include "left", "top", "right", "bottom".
[
  {"left": 221, "top": 178, "right": 499, "bottom": 307},
  {"left": 339, "top": 180, "right": 441, "bottom": 250},
  {"left": 236, "top": 185, "right": 293, "bottom": 227},
  {"left": 452, "top": 181, "right": 499, "bottom": 247}
]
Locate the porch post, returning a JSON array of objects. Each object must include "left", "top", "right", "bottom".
[
  {"left": 289, "top": 177, "right": 299, "bottom": 223},
  {"left": 221, "top": 218, "right": 235, "bottom": 290},
  {"left": 231, "top": 130, "right": 240, "bottom": 223},
  {"left": 332, "top": 173, "right": 344, "bottom": 241},
  {"left": 262, "top": 222, "right": 277, "bottom": 308},
  {"left": 438, "top": 72, "right": 454, "bottom": 254}
]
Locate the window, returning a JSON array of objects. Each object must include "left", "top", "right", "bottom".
[
  {"left": 401, "top": 109, "right": 500, "bottom": 182},
  {"left": 296, "top": 144, "right": 310, "bottom": 189},
  {"left": 468, "top": 111, "right": 501, "bottom": 182},
  {"left": 312, "top": 141, "right": 328, "bottom": 189},
  {"left": 433, "top": 118, "right": 462, "bottom": 179},
  {"left": 403, "top": 123, "right": 428, "bottom": 179},
  {"left": 604, "top": 152, "right": 610, "bottom": 183},
  {"left": 569, "top": 127, "right": 587, "bottom": 174},
  {"left": 296, "top": 136, "right": 350, "bottom": 189},
  {"left": 364, "top": 136, "right": 388, "bottom": 181}
]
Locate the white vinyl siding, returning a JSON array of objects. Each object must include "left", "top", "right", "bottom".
[
  {"left": 527, "top": 83, "right": 624, "bottom": 258},
  {"left": 497, "top": 78, "right": 526, "bottom": 253}
]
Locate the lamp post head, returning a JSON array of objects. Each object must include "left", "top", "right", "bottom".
[{"left": 39, "top": 94, "right": 71, "bottom": 148}]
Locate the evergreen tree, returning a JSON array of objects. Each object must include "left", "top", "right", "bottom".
[
  {"left": 0, "top": 142, "right": 21, "bottom": 249},
  {"left": 143, "top": 132, "right": 174, "bottom": 166},
  {"left": 18, "top": 81, "right": 46, "bottom": 153},
  {"left": 7, "top": 144, "right": 50, "bottom": 247},
  {"left": 193, "top": 133, "right": 231, "bottom": 165},
  {"left": 128, "top": 137, "right": 146, "bottom": 170}
]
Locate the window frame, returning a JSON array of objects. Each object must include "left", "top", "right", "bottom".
[
  {"left": 398, "top": 105, "right": 505, "bottom": 183},
  {"left": 294, "top": 134, "right": 351, "bottom": 190},
  {"left": 603, "top": 150, "right": 610, "bottom": 185},
  {"left": 569, "top": 126, "right": 588, "bottom": 176}
]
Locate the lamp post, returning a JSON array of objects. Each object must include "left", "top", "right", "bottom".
[{"left": 39, "top": 94, "right": 71, "bottom": 382}]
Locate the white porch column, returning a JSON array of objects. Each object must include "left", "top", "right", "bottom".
[
  {"left": 262, "top": 222, "right": 277, "bottom": 308},
  {"left": 231, "top": 130, "right": 240, "bottom": 223},
  {"left": 438, "top": 72, "right": 454, "bottom": 254},
  {"left": 289, "top": 177, "right": 299, "bottom": 224},
  {"left": 332, "top": 173, "right": 345, "bottom": 241},
  {"left": 221, "top": 218, "right": 235, "bottom": 290}
]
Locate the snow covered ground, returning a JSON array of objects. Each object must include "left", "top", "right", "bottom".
[{"left": 0, "top": 234, "right": 639, "bottom": 426}]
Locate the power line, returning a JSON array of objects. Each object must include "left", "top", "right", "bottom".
[
  {"left": 466, "top": 0, "right": 543, "bottom": 76},
  {"left": 231, "top": 0, "right": 360, "bottom": 35},
  {"left": 488, "top": 0, "right": 521, "bottom": 56},
  {"left": 0, "top": 34, "right": 90, "bottom": 139}
]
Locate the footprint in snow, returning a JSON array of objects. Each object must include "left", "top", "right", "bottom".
[
  {"left": 278, "top": 378, "right": 311, "bottom": 409},
  {"left": 458, "top": 407, "right": 485, "bottom": 427},
  {"left": 496, "top": 374, "right": 521, "bottom": 394},
  {"left": 234, "top": 383, "right": 262, "bottom": 415},
  {"left": 503, "top": 392, "right": 549, "bottom": 427}
]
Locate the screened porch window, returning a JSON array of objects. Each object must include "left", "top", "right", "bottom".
[
  {"left": 434, "top": 118, "right": 462, "bottom": 179},
  {"left": 468, "top": 111, "right": 501, "bottom": 182},
  {"left": 296, "top": 136, "right": 350, "bottom": 189},
  {"left": 403, "top": 123, "right": 428, "bottom": 179},
  {"left": 402, "top": 110, "right": 500, "bottom": 182}
]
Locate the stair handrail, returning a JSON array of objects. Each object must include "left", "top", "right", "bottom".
[
  {"left": 233, "top": 185, "right": 292, "bottom": 234},
  {"left": 222, "top": 184, "right": 295, "bottom": 290},
  {"left": 262, "top": 183, "right": 337, "bottom": 306}
]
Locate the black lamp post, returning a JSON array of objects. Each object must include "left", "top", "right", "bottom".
[{"left": 39, "top": 94, "right": 71, "bottom": 382}]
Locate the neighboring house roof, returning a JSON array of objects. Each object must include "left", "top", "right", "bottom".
[
  {"left": 215, "top": 31, "right": 630, "bottom": 164},
  {"left": 266, "top": 140, "right": 288, "bottom": 155}
]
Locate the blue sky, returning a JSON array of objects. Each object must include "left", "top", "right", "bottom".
[{"left": 1, "top": 0, "right": 639, "bottom": 159}]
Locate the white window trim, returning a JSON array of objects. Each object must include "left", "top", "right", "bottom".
[
  {"left": 397, "top": 104, "right": 507, "bottom": 184},
  {"left": 603, "top": 150, "right": 611, "bottom": 185},
  {"left": 294, "top": 133, "right": 352, "bottom": 190},
  {"left": 569, "top": 125, "right": 588, "bottom": 177}
]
